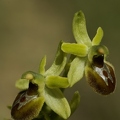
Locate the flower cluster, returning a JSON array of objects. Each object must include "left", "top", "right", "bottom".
[
  {"left": 61, "top": 11, "right": 116, "bottom": 95},
  {"left": 11, "top": 11, "right": 116, "bottom": 120}
]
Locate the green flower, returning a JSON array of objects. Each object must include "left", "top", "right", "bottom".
[
  {"left": 61, "top": 11, "right": 116, "bottom": 95},
  {"left": 11, "top": 41, "right": 80, "bottom": 120},
  {"left": 11, "top": 10, "right": 116, "bottom": 120}
]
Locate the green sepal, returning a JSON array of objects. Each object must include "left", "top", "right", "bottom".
[
  {"left": 70, "top": 91, "right": 80, "bottom": 115},
  {"left": 68, "top": 57, "right": 86, "bottom": 87},
  {"left": 39, "top": 55, "right": 46, "bottom": 75},
  {"left": 44, "top": 87, "right": 71, "bottom": 119},
  {"left": 61, "top": 43, "right": 88, "bottom": 57},
  {"left": 46, "top": 76, "right": 69, "bottom": 88},
  {"left": 45, "top": 41, "right": 67, "bottom": 76},
  {"left": 92, "top": 27, "right": 103, "bottom": 45},
  {"left": 15, "top": 79, "right": 29, "bottom": 90},
  {"left": 73, "top": 10, "right": 91, "bottom": 47}
]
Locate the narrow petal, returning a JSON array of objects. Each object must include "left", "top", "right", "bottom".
[
  {"left": 92, "top": 27, "right": 104, "bottom": 45},
  {"left": 46, "top": 76, "right": 69, "bottom": 88},
  {"left": 61, "top": 43, "right": 88, "bottom": 57}
]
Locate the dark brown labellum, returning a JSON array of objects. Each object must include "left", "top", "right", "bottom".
[
  {"left": 11, "top": 82, "right": 43, "bottom": 120},
  {"left": 85, "top": 54, "right": 116, "bottom": 95}
]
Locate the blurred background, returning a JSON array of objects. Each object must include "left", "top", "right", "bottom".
[{"left": 0, "top": 0, "right": 120, "bottom": 120}]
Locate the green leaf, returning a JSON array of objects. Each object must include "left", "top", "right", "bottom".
[
  {"left": 45, "top": 41, "right": 67, "bottom": 76},
  {"left": 39, "top": 55, "right": 46, "bottom": 75},
  {"left": 61, "top": 43, "right": 88, "bottom": 57},
  {"left": 92, "top": 27, "right": 104, "bottom": 45},
  {"left": 70, "top": 91, "right": 80, "bottom": 115},
  {"left": 73, "top": 10, "right": 91, "bottom": 47},
  {"left": 15, "top": 79, "right": 29, "bottom": 90},
  {"left": 46, "top": 76, "right": 69, "bottom": 88},
  {"left": 44, "top": 87, "right": 71, "bottom": 119},
  {"left": 68, "top": 57, "right": 86, "bottom": 87}
]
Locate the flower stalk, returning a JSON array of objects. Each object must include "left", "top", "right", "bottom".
[{"left": 10, "top": 10, "right": 116, "bottom": 120}]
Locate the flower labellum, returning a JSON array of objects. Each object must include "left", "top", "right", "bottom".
[
  {"left": 11, "top": 82, "right": 44, "bottom": 120},
  {"left": 85, "top": 45, "right": 116, "bottom": 95}
]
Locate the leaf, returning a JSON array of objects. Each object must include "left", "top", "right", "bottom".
[
  {"left": 92, "top": 27, "right": 104, "bottom": 45},
  {"left": 46, "top": 76, "right": 69, "bottom": 88},
  {"left": 73, "top": 10, "right": 91, "bottom": 47},
  {"left": 70, "top": 91, "right": 80, "bottom": 115},
  {"left": 68, "top": 57, "right": 86, "bottom": 87},
  {"left": 15, "top": 79, "right": 29, "bottom": 90},
  {"left": 45, "top": 41, "right": 67, "bottom": 76},
  {"left": 44, "top": 87, "right": 71, "bottom": 119},
  {"left": 39, "top": 55, "right": 46, "bottom": 75},
  {"left": 61, "top": 43, "right": 88, "bottom": 57}
]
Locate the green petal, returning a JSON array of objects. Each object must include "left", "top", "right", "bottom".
[
  {"left": 61, "top": 43, "right": 88, "bottom": 57},
  {"left": 68, "top": 57, "right": 86, "bottom": 87},
  {"left": 39, "top": 55, "right": 46, "bottom": 75},
  {"left": 44, "top": 87, "right": 71, "bottom": 119},
  {"left": 46, "top": 76, "right": 69, "bottom": 88},
  {"left": 15, "top": 79, "right": 29, "bottom": 90},
  {"left": 92, "top": 27, "right": 104, "bottom": 45},
  {"left": 45, "top": 41, "right": 67, "bottom": 76},
  {"left": 73, "top": 10, "right": 91, "bottom": 47},
  {"left": 70, "top": 91, "right": 80, "bottom": 115}
]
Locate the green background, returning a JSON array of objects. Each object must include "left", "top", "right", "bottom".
[{"left": 0, "top": 1, "right": 119, "bottom": 120}]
